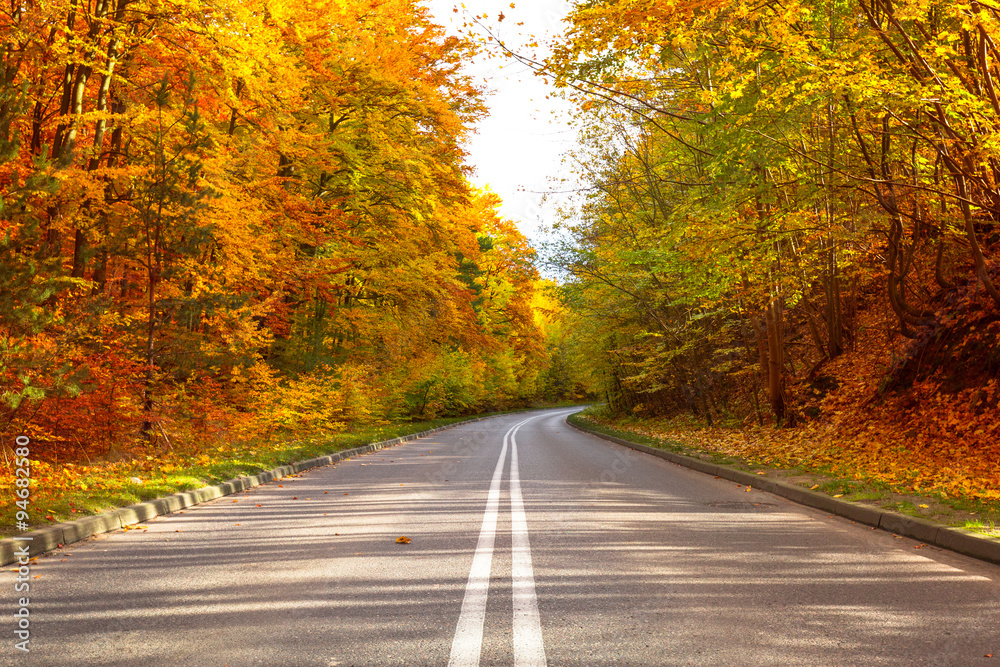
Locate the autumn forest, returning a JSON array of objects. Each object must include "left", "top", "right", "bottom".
[
  {"left": 546, "top": 0, "right": 1000, "bottom": 505},
  {"left": 2, "top": 0, "right": 1000, "bottom": 529}
]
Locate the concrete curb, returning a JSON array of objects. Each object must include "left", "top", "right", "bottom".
[
  {"left": 0, "top": 411, "right": 518, "bottom": 566},
  {"left": 567, "top": 416, "right": 1000, "bottom": 567}
]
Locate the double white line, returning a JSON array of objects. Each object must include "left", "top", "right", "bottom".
[{"left": 448, "top": 416, "right": 546, "bottom": 667}]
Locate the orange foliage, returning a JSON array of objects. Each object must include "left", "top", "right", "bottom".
[{"left": 0, "top": 0, "right": 550, "bottom": 475}]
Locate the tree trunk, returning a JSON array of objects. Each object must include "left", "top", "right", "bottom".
[
  {"left": 765, "top": 298, "right": 785, "bottom": 422},
  {"left": 823, "top": 244, "right": 843, "bottom": 358}
]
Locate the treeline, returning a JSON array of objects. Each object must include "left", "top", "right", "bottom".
[
  {"left": 545, "top": 0, "right": 1000, "bottom": 425},
  {"left": 0, "top": 0, "right": 576, "bottom": 460}
]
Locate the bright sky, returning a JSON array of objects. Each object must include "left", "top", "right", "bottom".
[{"left": 423, "top": 0, "right": 577, "bottom": 243}]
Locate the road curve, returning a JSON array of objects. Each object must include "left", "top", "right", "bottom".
[{"left": 19, "top": 408, "right": 1000, "bottom": 665}]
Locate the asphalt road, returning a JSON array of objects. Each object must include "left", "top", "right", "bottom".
[{"left": 14, "top": 408, "right": 1000, "bottom": 666}]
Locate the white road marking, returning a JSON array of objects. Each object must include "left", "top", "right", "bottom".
[
  {"left": 510, "top": 422, "right": 547, "bottom": 666},
  {"left": 448, "top": 415, "right": 545, "bottom": 667},
  {"left": 447, "top": 430, "right": 508, "bottom": 667}
]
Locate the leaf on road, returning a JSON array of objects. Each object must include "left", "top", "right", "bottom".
[{"left": 396, "top": 536, "right": 411, "bottom": 544}]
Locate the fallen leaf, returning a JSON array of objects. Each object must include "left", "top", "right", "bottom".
[
  {"left": 919, "top": 504, "right": 929, "bottom": 508},
  {"left": 833, "top": 493, "right": 844, "bottom": 498},
  {"left": 810, "top": 484, "right": 820, "bottom": 490},
  {"left": 396, "top": 536, "right": 411, "bottom": 544},
  {"left": 745, "top": 486, "right": 751, "bottom": 492}
]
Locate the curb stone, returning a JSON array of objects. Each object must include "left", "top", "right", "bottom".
[
  {"left": 567, "top": 416, "right": 1000, "bottom": 568},
  {"left": 0, "top": 410, "right": 527, "bottom": 566}
]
